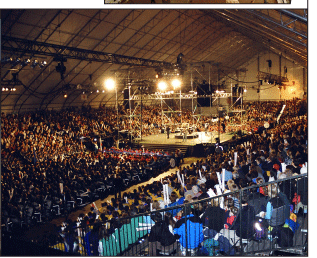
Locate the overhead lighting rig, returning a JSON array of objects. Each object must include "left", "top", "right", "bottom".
[
  {"left": 257, "top": 71, "right": 289, "bottom": 86},
  {"left": 1, "top": 55, "right": 47, "bottom": 69}
]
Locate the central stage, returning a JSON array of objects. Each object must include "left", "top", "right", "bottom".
[
  {"left": 135, "top": 131, "right": 235, "bottom": 154},
  {"left": 138, "top": 131, "right": 233, "bottom": 146}
]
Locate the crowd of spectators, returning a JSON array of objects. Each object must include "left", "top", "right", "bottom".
[{"left": 1, "top": 98, "right": 308, "bottom": 255}]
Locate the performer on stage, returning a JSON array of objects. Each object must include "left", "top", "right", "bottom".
[
  {"left": 221, "top": 121, "right": 226, "bottom": 133},
  {"left": 183, "top": 129, "right": 187, "bottom": 142},
  {"left": 166, "top": 126, "right": 170, "bottom": 139}
]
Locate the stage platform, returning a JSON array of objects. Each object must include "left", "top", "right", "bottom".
[{"left": 135, "top": 131, "right": 234, "bottom": 154}]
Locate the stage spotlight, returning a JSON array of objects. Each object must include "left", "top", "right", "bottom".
[
  {"left": 21, "top": 58, "right": 31, "bottom": 67},
  {"left": 105, "top": 78, "right": 116, "bottom": 91},
  {"left": 14, "top": 58, "right": 21, "bottom": 65},
  {"left": 31, "top": 60, "right": 39, "bottom": 68},
  {"left": 96, "top": 90, "right": 99, "bottom": 93},
  {"left": 244, "top": 89, "right": 247, "bottom": 93},
  {"left": 64, "top": 94, "right": 68, "bottom": 98},
  {"left": 1, "top": 56, "right": 13, "bottom": 64},
  {"left": 39, "top": 61, "right": 47, "bottom": 68},
  {"left": 158, "top": 81, "right": 167, "bottom": 91},
  {"left": 172, "top": 78, "right": 181, "bottom": 89}
]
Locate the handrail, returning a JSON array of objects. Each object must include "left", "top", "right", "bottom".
[{"left": 44, "top": 174, "right": 307, "bottom": 256}]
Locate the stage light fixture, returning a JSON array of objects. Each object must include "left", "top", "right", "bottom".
[
  {"left": 14, "top": 58, "right": 21, "bottom": 65},
  {"left": 64, "top": 94, "right": 68, "bottom": 98},
  {"left": 96, "top": 90, "right": 99, "bottom": 93},
  {"left": 39, "top": 61, "right": 47, "bottom": 68},
  {"left": 20, "top": 58, "right": 31, "bottom": 67},
  {"left": 158, "top": 81, "right": 167, "bottom": 91},
  {"left": 31, "top": 60, "right": 39, "bottom": 68},
  {"left": 105, "top": 78, "right": 116, "bottom": 91},
  {"left": 172, "top": 78, "right": 181, "bottom": 89},
  {"left": 1, "top": 56, "right": 13, "bottom": 64},
  {"left": 244, "top": 89, "right": 247, "bottom": 93}
]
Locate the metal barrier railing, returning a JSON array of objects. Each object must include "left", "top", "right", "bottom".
[{"left": 47, "top": 174, "right": 307, "bottom": 256}]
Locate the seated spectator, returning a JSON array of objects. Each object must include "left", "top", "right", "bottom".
[{"left": 225, "top": 206, "right": 238, "bottom": 229}]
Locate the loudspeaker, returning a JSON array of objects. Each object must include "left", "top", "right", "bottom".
[
  {"left": 197, "top": 83, "right": 212, "bottom": 107},
  {"left": 124, "top": 88, "right": 129, "bottom": 99},
  {"left": 123, "top": 88, "right": 135, "bottom": 109},
  {"left": 193, "top": 144, "right": 205, "bottom": 157}
]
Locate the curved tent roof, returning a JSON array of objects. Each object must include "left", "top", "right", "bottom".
[{"left": 1, "top": 9, "right": 307, "bottom": 113}]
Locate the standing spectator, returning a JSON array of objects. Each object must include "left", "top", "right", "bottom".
[
  {"left": 113, "top": 174, "right": 123, "bottom": 200},
  {"left": 230, "top": 194, "right": 256, "bottom": 240},
  {"left": 174, "top": 205, "right": 204, "bottom": 256},
  {"left": 201, "top": 198, "right": 226, "bottom": 233},
  {"left": 148, "top": 212, "right": 178, "bottom": 255}
]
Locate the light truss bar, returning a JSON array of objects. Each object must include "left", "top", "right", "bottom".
[
  {"left": 1, "top": 36, "right": 175, "bottom": 70},
  {"left": 130, "top": 92, "right": 231, "bottom": 101},
  {"left": 257, "top": 71, "right": 289, "bottom": 83}
]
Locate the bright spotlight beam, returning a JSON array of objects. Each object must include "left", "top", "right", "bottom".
[
  {"left": 158, "top": 81, "right": 167, "bottom": 91},
  {"left": 105, "top": 78, "right": 116, "bottom": 90},
  {"left": 172, "top": 78, "right": 181, "bottom": 89}
]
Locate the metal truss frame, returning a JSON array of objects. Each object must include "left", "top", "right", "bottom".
[
  {"left": 2, "top": 36, "right": 175, "bottom": 70},
  {"left": 130, "top": 92, "right": 232, "bottom": 101},
  {"left": 246, "top": 10, "right": 307, "bottom": 46}
]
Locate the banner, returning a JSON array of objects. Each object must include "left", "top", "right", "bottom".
[
  {"left": 234, "top": 152, "right": 238, "bottom": 167},
  {"left": 222, "top": 168, "right": 225, "bottom": 190},
  {"left": 207, "top": 188, "right": 216, "bottom": 197},
  {"left": 215, "top": 185, "right": 222, "bottom": 195}
]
